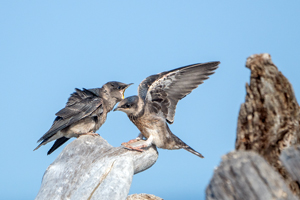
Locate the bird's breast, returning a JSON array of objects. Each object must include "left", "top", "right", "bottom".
[{"left": 131, "top": 115, "right": 160, "bottom": 132}]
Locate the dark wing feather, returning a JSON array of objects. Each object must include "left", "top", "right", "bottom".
[
  {"left": 66, "top": 88, "right": 98, "bottom": 106},
  {"left": 138, "top": 74, "right": 162, "bottom": 100},
  {"left": 138, "top": 62, "right": 219, "bottom": 124},
  {"left": 37, "top": 89, "right": 103, "bottom": 142}
]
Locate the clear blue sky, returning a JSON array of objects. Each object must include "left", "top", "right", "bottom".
[{"left": 1, "top": 1, "right": 300, "bottom": 200}]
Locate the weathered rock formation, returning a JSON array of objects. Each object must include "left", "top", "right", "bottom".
[
  {"left": 207, "top": 53, "right": 300, "bottom": 199},
  {"left": 280, "top": 145, "right": 300, "bottom": 185},
  {"left": 206, "top": 151, "right": 298, "bottom": 200},
  {"left": 127, "top": 193, "right": 163, "bottom": 200},
  {"left": 35, "top": 136, "right": 159, "bottom": 200}
]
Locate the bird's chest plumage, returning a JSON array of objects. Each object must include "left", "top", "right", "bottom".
[
  {"left": 129, "top": 113, "right": 166, "bottom": 147},
  {"left": 94, "top": 111, "right": 106, "bottom": 131}
]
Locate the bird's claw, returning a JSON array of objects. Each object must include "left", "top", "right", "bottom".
[
  {"left": 124, "top": 138, "right": 141, "bottom": 145},
  {"left": 122, "top": 143, "right": 146, "bottom": 152},
  {"left": 80, "top": 131, "right": 99, "bottom": 137},
  {"left": 121, "top": 138, "right": 141, "bottom": 146},
  {"left": 121, "top": 142, "right": 128, "bottom": 146}
]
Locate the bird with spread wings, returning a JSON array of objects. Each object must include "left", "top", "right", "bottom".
[{"left": 114, "top": 62, "right": 219, "bottom": 158}]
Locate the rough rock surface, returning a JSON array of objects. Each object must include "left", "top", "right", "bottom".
[
  {"left": 127, "top": 193, "right": 164, "bottom": 200},
  {"left": 235, "top": 53, "right": 300, "bottom": 194},
  {"left": 280, "top": 145, "right": 300, "bottom": 184},
  {"left": 35, "top": 135, "right": 158, "bottom": 200},
  {"left": 206, "top": 151, "right": 298, "bottom": 200}
]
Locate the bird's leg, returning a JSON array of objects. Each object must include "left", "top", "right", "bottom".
[
  {"left": 79, "top": 131, "right": 99, "bottom": 137},
  {"left": 122, "top": 135, "right": 153, "bottom": 152},
  {"left": 121, "top": 133, "right": 144, "bottom": 146}
]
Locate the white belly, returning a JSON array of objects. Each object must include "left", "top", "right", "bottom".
[{"left": 144, "top": 127, "right": 164, "bottom": 148}]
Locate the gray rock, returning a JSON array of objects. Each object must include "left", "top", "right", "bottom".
[
  {"left": 206, "top": 151, "right": 298, "bottom": 200},
  {"left": 280, "top": 145, "right": 300, "bottom": 183},
  {"left": 35, "top": 135, "right": 158, "bottom": 200},
  {"left": 127, "top": 193, "right": 163, "bottom": 200}
]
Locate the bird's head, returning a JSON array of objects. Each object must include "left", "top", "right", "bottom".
[
  {"left": 114, "top": 95, "right": 141, "bottom": 115},
  {"left": 103, "top": 81, "right": 133, "bottom": 102}
]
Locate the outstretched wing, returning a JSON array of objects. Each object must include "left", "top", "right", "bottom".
[
  {"left": 37, "top": 88, "right": 103, "bottom": 142},
  {"left": 138, "top": 62, "right": 219, "bottom": 124}
]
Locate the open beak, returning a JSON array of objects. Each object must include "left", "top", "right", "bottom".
[{"left": 121, "top": 83, "right": 133, "bottom": 99}]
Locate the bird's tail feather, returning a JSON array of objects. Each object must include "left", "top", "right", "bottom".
[
  {"left": 34, "top": 135, "right": 53, "bottom": 151},
  {"left": 183, "top": 146, "right": 204, "bottom": 158},
  {"left": 165, "top": 124, "right": 204, "bottom": 158},
  {"left": 47, "top": 137, "right": 70, "bottom": 155},
  {"left": 33, "top": 142, "right": 43, "bottom": 151}
]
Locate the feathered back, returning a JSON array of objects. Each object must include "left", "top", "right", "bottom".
[{"left": 37, "top": 88, "right": 103, "bottom": 143}]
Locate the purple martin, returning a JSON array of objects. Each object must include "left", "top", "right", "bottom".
[
  {"left": 114, "top": 62, "right": 219, "bottom": 158},
  {"left": 34, "top": 82, "right": 132, "bottom": 155}
]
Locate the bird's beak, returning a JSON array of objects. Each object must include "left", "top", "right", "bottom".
[
  {"left": 122, "top": 83, "right": 133, "bottom": 99},
  {"left": 113, "top": 107, "right": 120, "bottom": 112},
  {"left": 126, "top": 83, "right": 134, "bottom": 88}
]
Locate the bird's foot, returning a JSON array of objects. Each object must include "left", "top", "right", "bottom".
[
  {"left": 122, "top": 142, "right": 147, "bottom": 152},
  {"left": 121, "top": 138, "right": 141, "bottom": 146},
  {"left": 80, "top": 131, "right": 99, "bottom": 137}
]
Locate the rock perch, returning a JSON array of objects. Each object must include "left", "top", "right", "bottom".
[{"left": 35, "top": 135, "right": 159, "bottom": 200}]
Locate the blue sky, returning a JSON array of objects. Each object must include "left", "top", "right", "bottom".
[{"left": 1, "top": 1, "right": 300, "bottom": 200}]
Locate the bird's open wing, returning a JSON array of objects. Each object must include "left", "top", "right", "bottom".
[
  {"left": 37, "top": 88, "right": 103, "bottom": 142},
  {"left": 138, "top": 62, "right": 219, "bottom": 124}
]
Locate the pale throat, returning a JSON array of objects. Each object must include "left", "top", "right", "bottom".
[{"left": 102, "top": 91, "right": 119, "bottom": 112}]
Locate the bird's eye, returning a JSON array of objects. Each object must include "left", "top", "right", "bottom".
[
  {"left": 121, "top": 103, "right": 131, "bottom": 109},
  {"left": 118, "top": 86, "right": 122, "bottom": 90}
]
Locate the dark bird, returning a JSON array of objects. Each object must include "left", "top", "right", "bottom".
[
  {"left": 114, "top": 62, "right": 219, "bottom": 158},
  {"left": 34, "top": 82, "right": 132, "bottom": 155}
]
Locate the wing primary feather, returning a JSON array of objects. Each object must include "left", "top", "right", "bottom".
[{"left": 138, "top": 61, "right": 219, "bottom": 124}]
